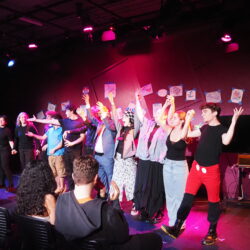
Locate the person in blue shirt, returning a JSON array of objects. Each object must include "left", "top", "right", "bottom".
[{"left": 26, "top": 113, "right": 66, "bottom": 194}]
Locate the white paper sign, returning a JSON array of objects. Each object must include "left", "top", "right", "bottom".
[
  {"left": 36, "top": 111, "right": 45, "bottom": 119},
  {"left": 152, "top": 103, "right": 162, "bottom": 117},
  {"left": 169, "top": 85, "right": 183, "bottom": 97},
  {"left": 61, "top": 100, "right": 70, "bottom": 111},
  {"left": 47, "top": 102, "right": 56, "bottom": 111},
  {"left": 186, "top": 89, "right": 196, "bottom": 101},
  {"left": 140, "top": 83, "right": 153, "bottom": 97},
  {"left": 229, "top": 88, "right": 244, "bottom": 104},
  {"left": 157, "top": 89, "right": 167, "bottom": 97},
  {"left": 205, "top": 90, "right": 222, "bottom": 103},
  {"left": 104, "top": 83, "right": 116, "bottom": 98}
]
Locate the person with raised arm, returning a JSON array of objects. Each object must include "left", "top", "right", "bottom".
[
  {"left": 26, "top": 112, "right": 66, "bottom": 194},
  {"left": 83, "top": 94, "right": 116, "bottom": 194},
  {"left": 107, "top": 92, "right": 139, "bottom": 212},
  {"left": 161, "top": 103, "right": 243, "bottom": 246},
  {"left": 161, "top": 107, "right": 195, "bottom": 230},
  {"left": 133, "top": 92, "right": 175, "bottom": 223},
  {"left": 28, "top": 105, "right": 85, "bottom": 190}
]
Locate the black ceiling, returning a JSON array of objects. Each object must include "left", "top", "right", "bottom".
[{"left": 0, "top": 0, "right": 249, "bottom": 63}]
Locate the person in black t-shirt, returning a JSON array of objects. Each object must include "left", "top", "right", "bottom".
[
  {"left": 13, "top": 112, "right": 41, "bottom": 170},
  {"left": 0, "top": 115, "right": 15, "bottom": 192},
  {"left": 161, "top": 103, "right": 243, "bottom": 246}
]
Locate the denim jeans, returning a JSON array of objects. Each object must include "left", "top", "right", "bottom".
[
  {"left": 163, "top": 158, "right": 189, "bottom": 226},
  {"left": 95, "top": 154, "right": 114, "bottom": 192}
]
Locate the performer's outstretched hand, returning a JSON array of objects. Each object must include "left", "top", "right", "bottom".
[{"left": 232, "top": 107, "right": 244, "bottom": 123}]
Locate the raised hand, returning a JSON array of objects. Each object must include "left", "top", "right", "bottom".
[
  {"left": 164, "top": 95, "right": 174, "bottom": 107},
  {"left": 186, "top": 109, "right": 195, "bottom": 121},
  {"left": 232, "top": 107, "right": 244, "bottom": 123},
  {"left": 107, "top": 92, "right": 114, "bottom": 105},
  {"left": 64, "top": 139, "right": 73, "bottom": 147},
  {"left": 82, "top": 94, "right": 90, "bottom": 105},
  {"left": 76, "top": 106, "right": 86, "bottom": 120}
]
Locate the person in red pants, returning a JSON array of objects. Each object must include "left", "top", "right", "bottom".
[{"left": 161, "top": 103, "right": 243, "bottom": 245}]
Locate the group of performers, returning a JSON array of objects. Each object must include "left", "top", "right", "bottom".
[{"left": 0, "top": 89, "right": 243, "bottom": 246}]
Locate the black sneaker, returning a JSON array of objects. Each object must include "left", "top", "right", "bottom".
[
  {"left": 202, "top": 232, "right": 218, "bottom": 245},
  {"left": 161, "top": 225, "right": 179, "bottom": 239}
]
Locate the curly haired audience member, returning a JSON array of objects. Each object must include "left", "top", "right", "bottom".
[{"left": 16, "top": 160, "right": 57, "bottom": 224}]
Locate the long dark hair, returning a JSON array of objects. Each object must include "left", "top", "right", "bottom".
[{"left": 16, "top": 160, "right": 56, "bottom": 216}]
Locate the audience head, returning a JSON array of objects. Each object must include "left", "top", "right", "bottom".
[
  {"left": 16, "top": 160, "right": 56, "bottom": 216},
  {"left": 73, "top": 155, "right": 99, "bottom": 186}
]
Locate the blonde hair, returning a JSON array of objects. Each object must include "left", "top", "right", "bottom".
[{"left": 16, "top": 112, "right": 33, "bottom": 127}]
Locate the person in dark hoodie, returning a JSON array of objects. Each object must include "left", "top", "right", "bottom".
[{"left": 55, "top": 155, "right": 162, "bottom": 250}]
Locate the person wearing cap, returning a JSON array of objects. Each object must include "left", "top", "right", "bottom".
[{"left": 107, "top": 93, "right": 139, "bottom": 211}]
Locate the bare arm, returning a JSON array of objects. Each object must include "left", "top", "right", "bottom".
[
  {"left": 26, "top": 131, "right": 47, "bottom": 141},
  {"left": 44, "top": 194, "right": 56, "bottom": 225},
  {"left": 180, "top": 110, "right": 195, "bottom": 139},
  {"left": 222, "top": 107, "right": 243, "bottom": 145},
  {"left": 107, "top": 93, "right": 121, "bottom": 130},
  {"left": 187, "top": 128, "right": 201, "bottom": 138},
  {"left": 135, "top": 90, "right": 144, "bottom": 124},
  {"left": 28, "top": 116, "right": 60, "bottom": 126},
  {"left": 64, "top": 133, "right": 85, "bottom": 147}
]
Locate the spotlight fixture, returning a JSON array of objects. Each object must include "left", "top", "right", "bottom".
[
  {"left": 101, "top": 26, "right": 116, "bottom": 42},
  {"left": 7, "top": 59, "right": 15, "bottom": 67},
  {"left": 221, "top": 33, "right": 232, "bottom": 43},
  {"left": 83, "top": 25, "right": 93, "bottom": 33},
  {"left": 28, "top": 43, "right": 38, "bottom": 49}
]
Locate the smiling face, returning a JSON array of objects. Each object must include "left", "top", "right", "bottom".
[
  {"left": 168, "top": 111, "right": 185, "bottom": 128},
  {"left": 19, "top": 113, "right": 28, "bottom": 125}
]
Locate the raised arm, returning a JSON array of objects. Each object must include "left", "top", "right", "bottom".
[
  {"left": 135, "top": 90, "right": 144, "bottom": 124},
  {"left": 28, "top": 115, "right": 60, "bottom": 126},
  {"left": 83, "top": 94, "right": 99, "bottom": 126},
  {"left": 159, "top": 95, "right": 175, "bottom": 132},
  {"left": 180, "top": 109, "right": 195, "bottom": 139},
  {"left": 96, "top": 101, "right": 116, "bottom": 132},
  {"left": 222, "top": 107, "right": 243, "bottom": 145},
  {"left": 107, "top": 93, "right": 121, "bottom": 131}
]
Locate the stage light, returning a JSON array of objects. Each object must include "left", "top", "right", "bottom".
[
  {"left": 101, "top": 27, "right": 116, "bottom": 42},
  {"left": 221, "top": 33, "right": 232, "bottom": 43},
  {"left": 83, "top": 25, "right": 93, "bottom": 33},
  {"left": 7, "top": 59, "right": 15, "bottom": 67},
  {"left": 28, "top": 43, "right": 38, "bottom": 49}
]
